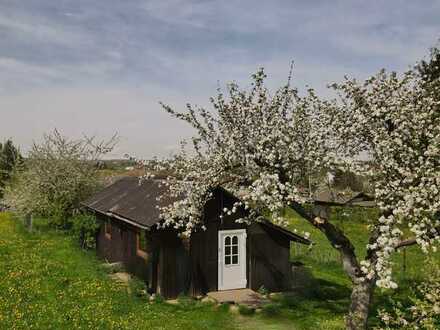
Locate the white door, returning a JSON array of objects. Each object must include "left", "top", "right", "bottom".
[{"left": 218, "top": 229, "right": 247, "bottom": 290}]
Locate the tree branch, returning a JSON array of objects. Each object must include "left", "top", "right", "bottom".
[
  {"left": 395, "top": 227, "right": 440, "bottom": 250},
  {"left": 289, "top": 201, "right": 363, "bottom": 281},
  {"left": 395, "top": 238, "right": 417, "bottom": 249}
]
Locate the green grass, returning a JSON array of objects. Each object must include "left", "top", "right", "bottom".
[
  {"left": 0, "top": 210, "right": 436, "bottom": 330},
  {"left": 0, "top": 213, "right": 233, "bottom": 330},
  {"left": 284, "top": 207, "right": 439, "bottom": 329}
]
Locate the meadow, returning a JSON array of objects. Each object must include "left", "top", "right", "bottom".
[
  {"left": 0, "top": 212, "right": 233, "bottom": 330},
  {"left": 0, "top": 209, "right": 434, "bottom": 329}
]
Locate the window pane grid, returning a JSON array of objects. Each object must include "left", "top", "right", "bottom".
[{"left": 224, "top": 235, "right": 239, "bottom": 265}]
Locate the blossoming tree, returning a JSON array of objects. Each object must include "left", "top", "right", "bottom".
[
  {"left": 146, "top": 65, "right": 439, "bottom": 329},
  {"left": 328, "top": 66, "right": 440, "bottom": 328}
]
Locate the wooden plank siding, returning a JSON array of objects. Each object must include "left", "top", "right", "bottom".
[
  {"left": 94, "top": 187, "right": 296, "bottom": 299},
  {"left": 96, "top": 214, "right": 155, "bottom": 291},
  {"left": 155, "top": 229, "right": 190, "bottom": 298},
  {"left": 96, "top": 214, "right": 190, "bottom": 297},
  {"left": 247, "top": 224, "right": 292, "bottom": 291},
  {"left": 189, "top": 189, "right": 292, "bottom": 296}
]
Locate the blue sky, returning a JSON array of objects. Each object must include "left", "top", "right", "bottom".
[{"left": 0, "top": 0, "right": 439, "bottom": 157}]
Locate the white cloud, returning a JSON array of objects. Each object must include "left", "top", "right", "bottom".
[
  {"left": 0, "top": 0, "right": 439, "bottom": 156},
  {"left": 0, "top": 87, "right": 195, "bottom": 158},
  {"left": 0, "top": 14, "right": 92, "bottom": 46},
  {"left": 0, "top": 57, "right": 124, "bottom": 92}
]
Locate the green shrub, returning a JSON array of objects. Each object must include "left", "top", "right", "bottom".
[
  {"left": 129, "top": 278, "right": 149, "bottom": 300},
  {"left": 70, "top": 213, "right": 99, "bottom": 249},
  {"left": 261, "top": 303, "right": 282, "bottom": 317},
  {"left": 152, "top": 294, "right": 165, "bottom": 304},
  {"left": 258, "top": 285, "right": 269, "bottom": 296},
  {"left": 217, "top": 303, "right": 230, "bottom": 312},
  {"left": 279, "top": 294, "right": 298, "bottom": 308},
  {"left": 238, "top": 304, "right": 255, "bottom": 316}
]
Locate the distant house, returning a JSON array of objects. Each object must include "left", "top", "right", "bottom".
[
  {"left": 82, "top": 177, "right": 310, "bottom": 298},
  {"left": 313, "top": 189, "right": 375, "bottom": 207}
]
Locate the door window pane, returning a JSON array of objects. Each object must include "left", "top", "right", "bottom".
[
  {"left": 224, "top": 234, "right": 240, "bottom": 266},
  {"left": 225, "top": 256, "right": 231, "bottom": 265}
]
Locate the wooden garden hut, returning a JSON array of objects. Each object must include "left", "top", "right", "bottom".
[{"left": 82, "top": 177, "right": 310, "bottom": 298}]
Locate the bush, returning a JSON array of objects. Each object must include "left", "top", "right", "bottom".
[
  {"left": 151, "top": 294, "right": 165, "bottom": 304},
  {"left": 261, "top": 303, "right": 282, "bottom": 317},
  {"left": 70, "top": 213, "right": 99, "bottom": 249},
  {"left": 238, "top": 304, "right": 255, "bottom": 316},
  {"left": 216, "top": 303, "right": 230, "bottom": 312},
  {"left": 258, "top": 285, "right": 269, "bottom": 296},
  {"left": 281, "top": 295, "right": 298, "bottom": 308},
  {"left": 129, "top": 278, "right": 149, "bottom": 300}
]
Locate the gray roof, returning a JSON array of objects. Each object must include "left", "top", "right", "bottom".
[
  {"left": 313, "top": 190, "right": 375, "bottom": 206},
  {"left": 82, "top": 177, "right": 178, "bottom": 228},
  {"left": 83, "top": 177, "right": 310, "bottom": 244}
]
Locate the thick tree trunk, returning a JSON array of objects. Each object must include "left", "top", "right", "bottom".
[{"left": 346, "top": 279, "right": 375, "bottom": 330}]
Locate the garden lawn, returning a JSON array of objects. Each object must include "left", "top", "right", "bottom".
[
  {"left": 0, "top": 213, "right": 233, "bottom": 330},
  {"left": 0, "top": 210, "right": 436, "bottom": 330}
]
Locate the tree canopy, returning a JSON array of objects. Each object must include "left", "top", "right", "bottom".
[
  {"left": 146, "top": 61, "right": 439, "bottom": 329},
  {"left": 4, "top": 130, "right": 117, "bottom": 227},
  {"left": 0, "top": 139, "right": 22, "bottom": 199}
]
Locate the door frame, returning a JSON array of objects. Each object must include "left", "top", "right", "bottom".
[{"left": 218, "top": 229, "right": 247, "bottom": 290}]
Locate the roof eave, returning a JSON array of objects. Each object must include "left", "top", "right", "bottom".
[
  {"left": 81, "top": 203, "right": 151, "bottom": 230},
  {"left": 261, "top": 220, "right": 312, "bottom": 245}
]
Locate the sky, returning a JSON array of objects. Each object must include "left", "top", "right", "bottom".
[{"left": 0, "top": 0, "right": 439, "bottom": 158}]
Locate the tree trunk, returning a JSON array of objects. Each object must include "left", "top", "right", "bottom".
[
  {"left": 346, "top": 279, "right": 375, "bottom": 330},
  {"left": 289, "top": 201, "right": 378, "bottom": 330}
]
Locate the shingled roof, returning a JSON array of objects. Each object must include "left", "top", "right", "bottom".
[
  {"left": 83, "top": 177, "right": 310, "bottom": 244},
  {"left": 82, "top": 177, "right": 178, "bottom": 229}
]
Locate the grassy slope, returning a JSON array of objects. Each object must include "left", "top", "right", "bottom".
[
  {"left": 0, "top": 210, "right": 436, "bottom": 330},
  {"left": 0, "top": 213, "right": 233, "bottom": 330}
]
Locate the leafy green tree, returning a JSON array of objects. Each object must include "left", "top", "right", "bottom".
[
  {"left": 0, "top": 139, "right": 22, "bottom": 199},
  {"left": 70, "top": 213, "right": 100, "bottom": 249}
]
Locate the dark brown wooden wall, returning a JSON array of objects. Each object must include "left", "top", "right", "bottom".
[
  {"left": 189, "top": 189, "right": 249, "bottom": 296},
  {"left": 189, "top": 189, "right": 292, "bottom": 296},
  {"left": 248, "top": 224, "right": 292, "bottom": 291},
  {"left": 95, "top": 214, "right": 154, "bottom": 291},
  {"left": 94, "top": 187, "right": 292, "bottom": 298},
  {"left": 95, "top": 214, "right": 190, "bottom": 298},
  {"left": 155, "top": 229, "right": 190, "bottom": 298}
]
